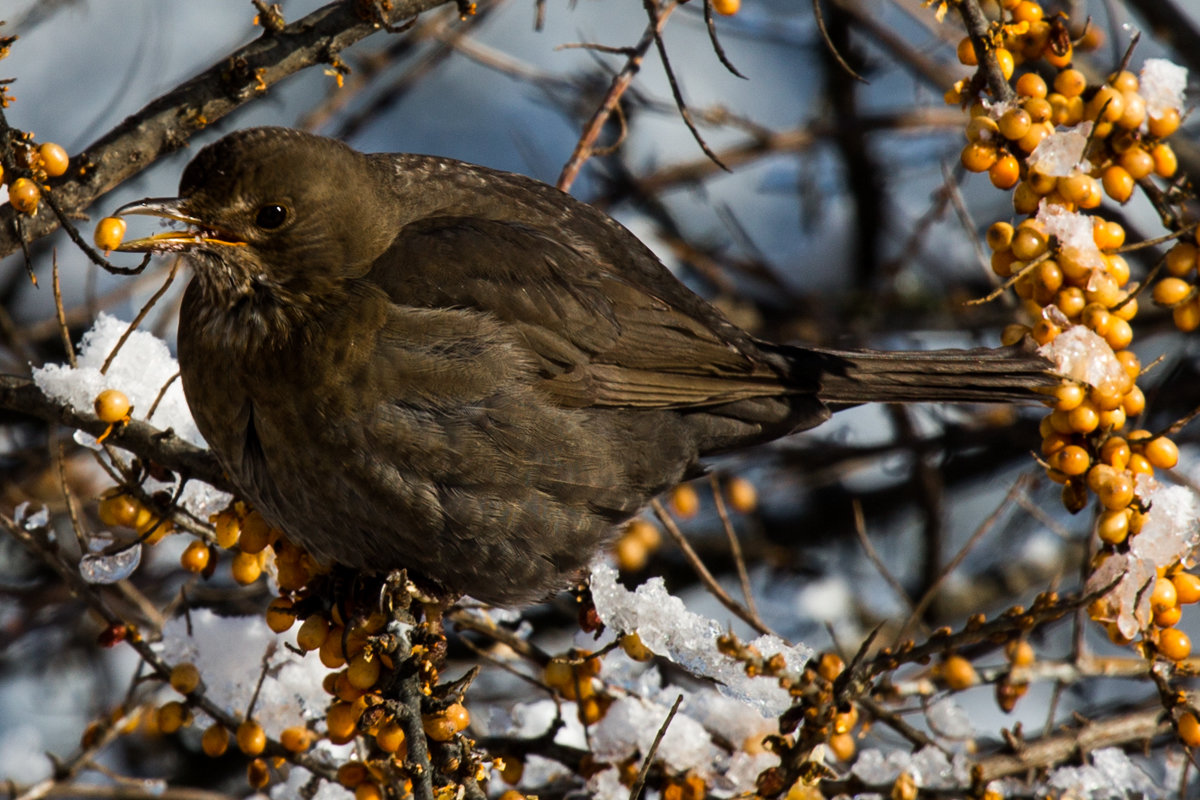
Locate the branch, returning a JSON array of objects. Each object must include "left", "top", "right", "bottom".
[{"left": 0, "top": 374, "right": 228, "bottom": 491}]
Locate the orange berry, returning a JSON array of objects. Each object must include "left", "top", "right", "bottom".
[
  {"left": 296, "top": 615, "right": 329, "bottom": 652},
  {"left": 280, "top": 725, "right": 315, "bottom": 752},
  {"left": 423, "top": 702, "right": 469, "bottom": 741},
  {"left": 247, "top": 758, "right": 270, "bottom": 790},
  {"left": 621, "top": 632, "right": 654, "bottom": 662},
  {"left": 266, "top": 598, "right": 296, "bottom": 633},
  {"left": 375, "top": 721, "right": 406, "bottom": 754},
  {"left": 956, "top": 37, "right": 978, "bottom": 66},
  {"left": 1101, "top": 165, "right": 1134, "bottom": 203},
  {"left": 212, "top": 509, "right": 242, "bottom": 548},
  {"left": 1011, "top": 1, "right": 1042, "bottom": 22},
  {"left": 93, "top": 217, "right": 127, "bottom": 253},
  {"left": 713, "top": 0, "right": 739, "bottom": 15},
  {"left": 1052, "top": 445, "right": 1089, "bottom": 476},
  {"left": 1152, "top": 143, "right": 1178, "bottom": 177},
  {"left": 236, "top": 719, "right": 266, "bottom": 756},
  {"left": 1016, "top": 72, "right": 1048, "bottom": 98},
  {"left": 1179, "top": 712, "right": 1200, "bottom": 747},
  {"left": 38, "top": 142, "right": 69, "bottom": 177},
  {"left": 998, "top": 108, "right": 1033, "bottom": 141},
  {"left": 201, "top": 723, "right": 229, "bottom": 757},
  {"left": 726, "top": 476, "right": 758, "bottom": 512},
  {"left": 355, "top": 784, "right": 383, "bottom": 800},
  {"left": 170, "top": 662, "right": 201, "bottom": 695},
  {"left": 1159, "top": 628, "right": 1192, "bottom": 661},
  {"left": 1156, "top": 605, "right": 1183, "bottom": 628},
  {"left": 1054, "top": 69, "right": 1086, "bottom": 97},
  {"left": 1098, "top": 471, "right": 1134, "bottom": 510},
  {"left": 9, "top": 177, "right": 40, "bottom": 214},
  {"left": 1144, "top": 437, "right": 1179, "bottom": 469},
  {"left": 237, "top": 510, "right": 274, "bottom": 554},
  {"left": 1119, "top": 146, "right": 1154, "bottom": 180},
  {"left": 500, "top": 757, "right": 524, "bottom": 785},
  {"left": 1147, "top": 108, "right": 1181, "bottom": 139},
  {"left": 347, "top": 652, "right": 381, "bottom": 690},
  {"left": 94, "top": 389, "right": 131, "bottom": 423},
  {"left": 157, "top": 701, "right": 190, "bottom": 734},
  {"left": 1172, "top": 572, "right": 1200, "bottom": 605},
  {"left": 987, "top": 221, "right": 1015, "bottom": 252},
  {"left": 993, "top": 48, "right": 1015, "bottom": 80},
  {"left": 544, "top": 658, "right": 573, "bottom": 690},
  {"left": 180, "top": 539, "right": 211, "bottom": 573},
  {"left": 320, "top": 626, "right": 347, "bottom": 669},
  {"left": 669, "top": 484, "right": 700, "bottom": 518},
  {"left": 1005, "top": 639, "right": 1035, "bottom": 667},
  {"left": 829, "top": 731, "right": 856, "bottom": 761},
  {"left": 961, "top": 142, "right": 999, "bottom": 172},
  {"left": 326, "top": 701, "right": 359, "bottom": 742},
  {"left": 1151, "top": 577, "right": 1179, "bottom": 614},
  {"left": 1154, "top": 277, "right": 1193, "bottom": 307},
  {"left": 230, "top": 551, "right": 263, "bottom": 585},
  {"left": 615, "top": 532, "right": 648, "bottom": 572},
  {"left": 939, "top": 655, "right": 978, "bottom": 690},
  {"left": 989, "top": 153, "right": 1021, "bottom": 189},
  {"left": 1173, "top": 298, "right": 1200, "bottom": 331},
  {"left": 337, "top": 762, "right": 368, "bottom": 789}
]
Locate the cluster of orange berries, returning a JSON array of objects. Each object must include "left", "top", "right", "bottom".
[
  {"left": 936, "top": 639, "right": 1035, "bottom": 714},
  {"left": 543, "top": 647, "right": 611, "bottom": 726},
  {"left": 951, "top": 0, "right": 1196, "bottom": 665},
  {"left": 1152, "top": 233, "right": 1200, "bottom": 332},
  {"left": 3, "top": 137, "right": 69, "bottom": 215}
]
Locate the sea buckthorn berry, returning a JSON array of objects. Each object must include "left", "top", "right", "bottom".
[
  {"left": 725, "top": 476, "right": 758, "bottom": 512},
  {"left": 1152, "top": 143, "right": 1178, "bottom": 178},
  {"left": 1180, "top": 712, "right": 1200, "bottom": 747},
  {"left": 829, "top": 731, "right": 856, "bottom": 761},
  {"left": 1144, "top": 437, "right": 1179, "bottom": 470},
  {"left": 247, "top": 759, "right": 270, "bottom": 790},
  {"left": 1028, "top": 169, "right": 1058, "bottom": 195},
  {"left": 9, "top": 177, "right": 40, "bottom": 214},
  {"left": 38, "top": 142, "right": 69, "bottom": 177},
  {"left": 1159, "top": 628, "right": 1192, "bottom": 661},
  {"left": 98, "top": 491, "right": 141, "bottom": 528},
  {"left": 1067, "top": 403, "right": 1099, "bottom": 434},
  {"left": 615, "top": 532, "right": 648, "bottom": 572},
  {"left": 238, "top": 510, "right": 274, "bottom": 554},
  {"left": 713, "top": 0, "right": 740, "bottom": 15},
  {"left": 818, "top": 651, "right": 846, "bottom": 680},
  {"left": 1116, "top": 350, "right": 1141, "bottom": 381},
  {"left": 621, "top": 632, "right": 654, "bottom": 662},
  {"left": 939, "top": 654, "right": 978, "bottom": 690},
  {"left": 1147, "top": 108, "right": 1181, "bottom": 139},
  {"left": 1052, "top": 383, "right": 1084, "bottom": 412},
  {"left": 1119, "top": 147, "right": 1154, "bottom": 180},
  {"left": 1100, "top": 437, "right": 1131, "bottom": 469},
  {"left": 355, "top": 783, "right": 383, "bottom": 800},
  {"left": 375, "top": 720, "right": 406, "bottom": 754},
  {"left": 1128, "top": 453, "right": 1154, "bottom": 475},
  {"left": 1174, "top": 298, "right": 1200, "bottom": 331},
  {"left": 1096, "top": 508, "right": 1130, "bottom": 545},
  {"left": 94, "top": 389, "right": 131, "bottom": 423},
  {"left": 1052, "top": 445, "right": 1089, "bottom": 476},
  {"left": 1016, "top": 121, "right": 1051, "bottom": 153},
  {"left": 1154, "top": 277, "right": 1193, "bottom": 307},
  {"left": 1012, "top": 1, "right": 1043, "bottom": 23},
  {"left": 961, "top": 142, "right": 999, "bottom": 172},
  {"left": 1173, "top": 573, "right": 1200, "bottom": 605},
  {"left": 212, "top": 509, "right": 241, "bottom": 548},
  {"left": 180, "top": 539, "right": 211, "bottom": 573},
  {"left": 296, "top": 614, "right": 330, "bottom": 652},
  {"left": 1016, "top": 72, "right": 1047, "bottom": 98},
  {"left": 1024, "top": 96, "right": 1052, "bottom": 124},
  {"left": 1011, "top": 226, "right": 1048, "bottom": 260},
  {"left": 1097, "top": 471, "right": 1135, "bottom": 510},
  {"left": 423, "top": 702, "right": 470, "bottom": 742},
  {"left": 1054, "top": 69, "right": 1086, "bottom": 98},
  {"left": 1156, "top": 605, "right": 1183, "bottom": 628},
  {"left": 230, "top": 551, "right": 263, "bottom": 584},
  {"left": 327, "top": 701, "right": 358, "bottom": 742},
  {"left": 987, "top": 221, "right": 1015, "bottom": 252},
  {"left": 1110, "top": 70, "right": 1139, "bottom": 93},
  {"left": 170, "top": 662, "right": 201, "bottom": 695},
  {"left": 1102, "top": 166, "right": 1134, "bottom": 203},
  {"left": 1031, "top": 319, "right": 1059, "bottom": 345},
  {"left": 999, "top": 108, "right": 1033, "bottom": 141},
  {"left": 1012, "top": 181, "right": 1041, "bottom": 214},
  {"left": 1001, "top": 324, "right": 1029, "bottom": 346},
  {"left": 281, "top": 725, "right": 315, "bottom": 752},
  {"left": 956, "top": 37, "right": 978, "bottom": 66},
  {"left": 201, "top": 723, "right": 229, "bottom": 757},
  {"left": 1165, "top": 243, "right": 1197, "bottom": 277},
  {"left": 157, "top": 701, "right": 191, "bottom": 734},
  {"left": 1152, "top": 577, "right": 1179, "bottom": 614},
  {"left": 237, "top": 719, "right": 266, "bottom": 756},
  {"left": 320, "top": 627, "right": 347, "bottom": 669},
  {"left": 669, "top": 484, "right": 700, "bottom": 517},
  {"left": 347, "top": 652, "right": 381, "bottom": 690},
  {"left": 266, "top": 598, "right": 296, "bottom": 633},
  {"left": 1103, "top": 317, "right": 1132, "bottom": 350},
  {"left": 94, "top": 217, "right": 127, "bottom": 253},
  {"left": 993, "top": 48, "right": 1015, "bottom": 80},
  {"left": 988, "top": 153, "right": 1020, "bottom": 189},
  {"left": 1006, "top": 639, "right": 1035, "bottom": 667},
  {"left": 1087, "top": 87, "right": 1125, "bottom": 123}
]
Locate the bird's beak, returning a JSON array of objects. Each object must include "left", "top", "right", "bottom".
[{"left": 112, "top": 197, "right": 246, "bottom": 252}]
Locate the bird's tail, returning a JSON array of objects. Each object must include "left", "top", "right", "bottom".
[{"left": 776, "top": 343, "right": 1059, "bottom": 405}]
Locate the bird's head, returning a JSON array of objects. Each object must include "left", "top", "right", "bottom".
[{"left": 115, "top": 127, "right": 401, "bottom": 304}]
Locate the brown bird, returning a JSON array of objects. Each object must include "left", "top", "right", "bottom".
[{"left": 115, "top": 127, "right": 1053, "bottom": 605}]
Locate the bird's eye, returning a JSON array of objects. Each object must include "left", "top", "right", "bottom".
[{"left": 255, "top": 204, "right": 288, "bottom": 230}]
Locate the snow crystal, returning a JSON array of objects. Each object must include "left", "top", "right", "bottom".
[
  {"left": 31, "top": 313, "right": 229, "bottom": 518},
  {"left": 1038, "top": 325, "right": 1125, "bottom": 391},
  {"left": 79, "top": 538, "right": 142, "bottom": 584},
  {"left": 1140, "top": 59, "right": 1187, "bottom": 119},
  {"left": 1047, "top": 747, "right": 1157, "bottom": 798},
  {"left": 586, "top": 767, "right": 627, "bottom": 800},
  {"left": 155, "top": 609, "right": 329, "bottom": 738},
  {"left": 852, "top": 748, "right": 912, "bottom": 784},
  {"left": 720, "top": 750, "right": 779, "bottom": 797},
  {"left": 1029, "top": 122, "right": 1092, "bottom": 177},
  {"left": 1037, "top": 203, "right": 1104, "bottom": 272},
  {"left": 1087, "top": 484, "right": 1200, "bottom": 636},
  {"left": 589, "top": 562, "right": 811, "bottom": 716},
  {"left": 590, "top": 696, "right": 716, "bottom": 772},
  {"left": 926, "top": 696, "right": 974, "bottom": 740}
]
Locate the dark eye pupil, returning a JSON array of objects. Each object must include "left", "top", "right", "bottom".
[{"left": 255, "top": 204, "right": 287, "bottom": 229}]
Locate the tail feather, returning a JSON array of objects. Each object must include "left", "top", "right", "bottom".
[{"left": 799, "top": 344, "right": 1058, "bottom": 405}]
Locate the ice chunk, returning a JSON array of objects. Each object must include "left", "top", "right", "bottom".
[
  {"left": 1140, "top": 59, "right": 1187, "bottom": 119},
  {"left": 1038, "top": 325, "right": 1125, "bottom": 390},
  {"left": 1037, "top": 203, "right": 1105, "bottom": 272},
  {"left": 1029, "top": 122, "right": 1092, "bottom": 176},
  {"left": 79, "top": 539, "right": 142, "bottom": 584}
]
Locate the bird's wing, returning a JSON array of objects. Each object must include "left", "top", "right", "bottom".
[{"left": 367, "top": 216, "right": 794, "bottom": 409}]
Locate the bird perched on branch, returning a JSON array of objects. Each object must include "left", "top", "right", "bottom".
[{"left": 114, "top": 127, "right": 1054, "bottom": 605}]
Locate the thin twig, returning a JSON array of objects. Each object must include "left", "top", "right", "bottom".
[
  {"left": 708, "top": 473, "right": 757, "bottom": 617},
  {"left": 628, "top": 694, "right": 684, "bottom": 800}
]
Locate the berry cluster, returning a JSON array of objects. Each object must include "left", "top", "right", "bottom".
[
  {"left": 2, "top": 136, "right": 69, "bottom": 215},
  {"left": 949, "top": 2, "right": 1196, "bottom": 675}
]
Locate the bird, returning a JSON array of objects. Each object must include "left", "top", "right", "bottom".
[{"left": 113, "top": 126, "right": 1054, "bottom": 606}]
